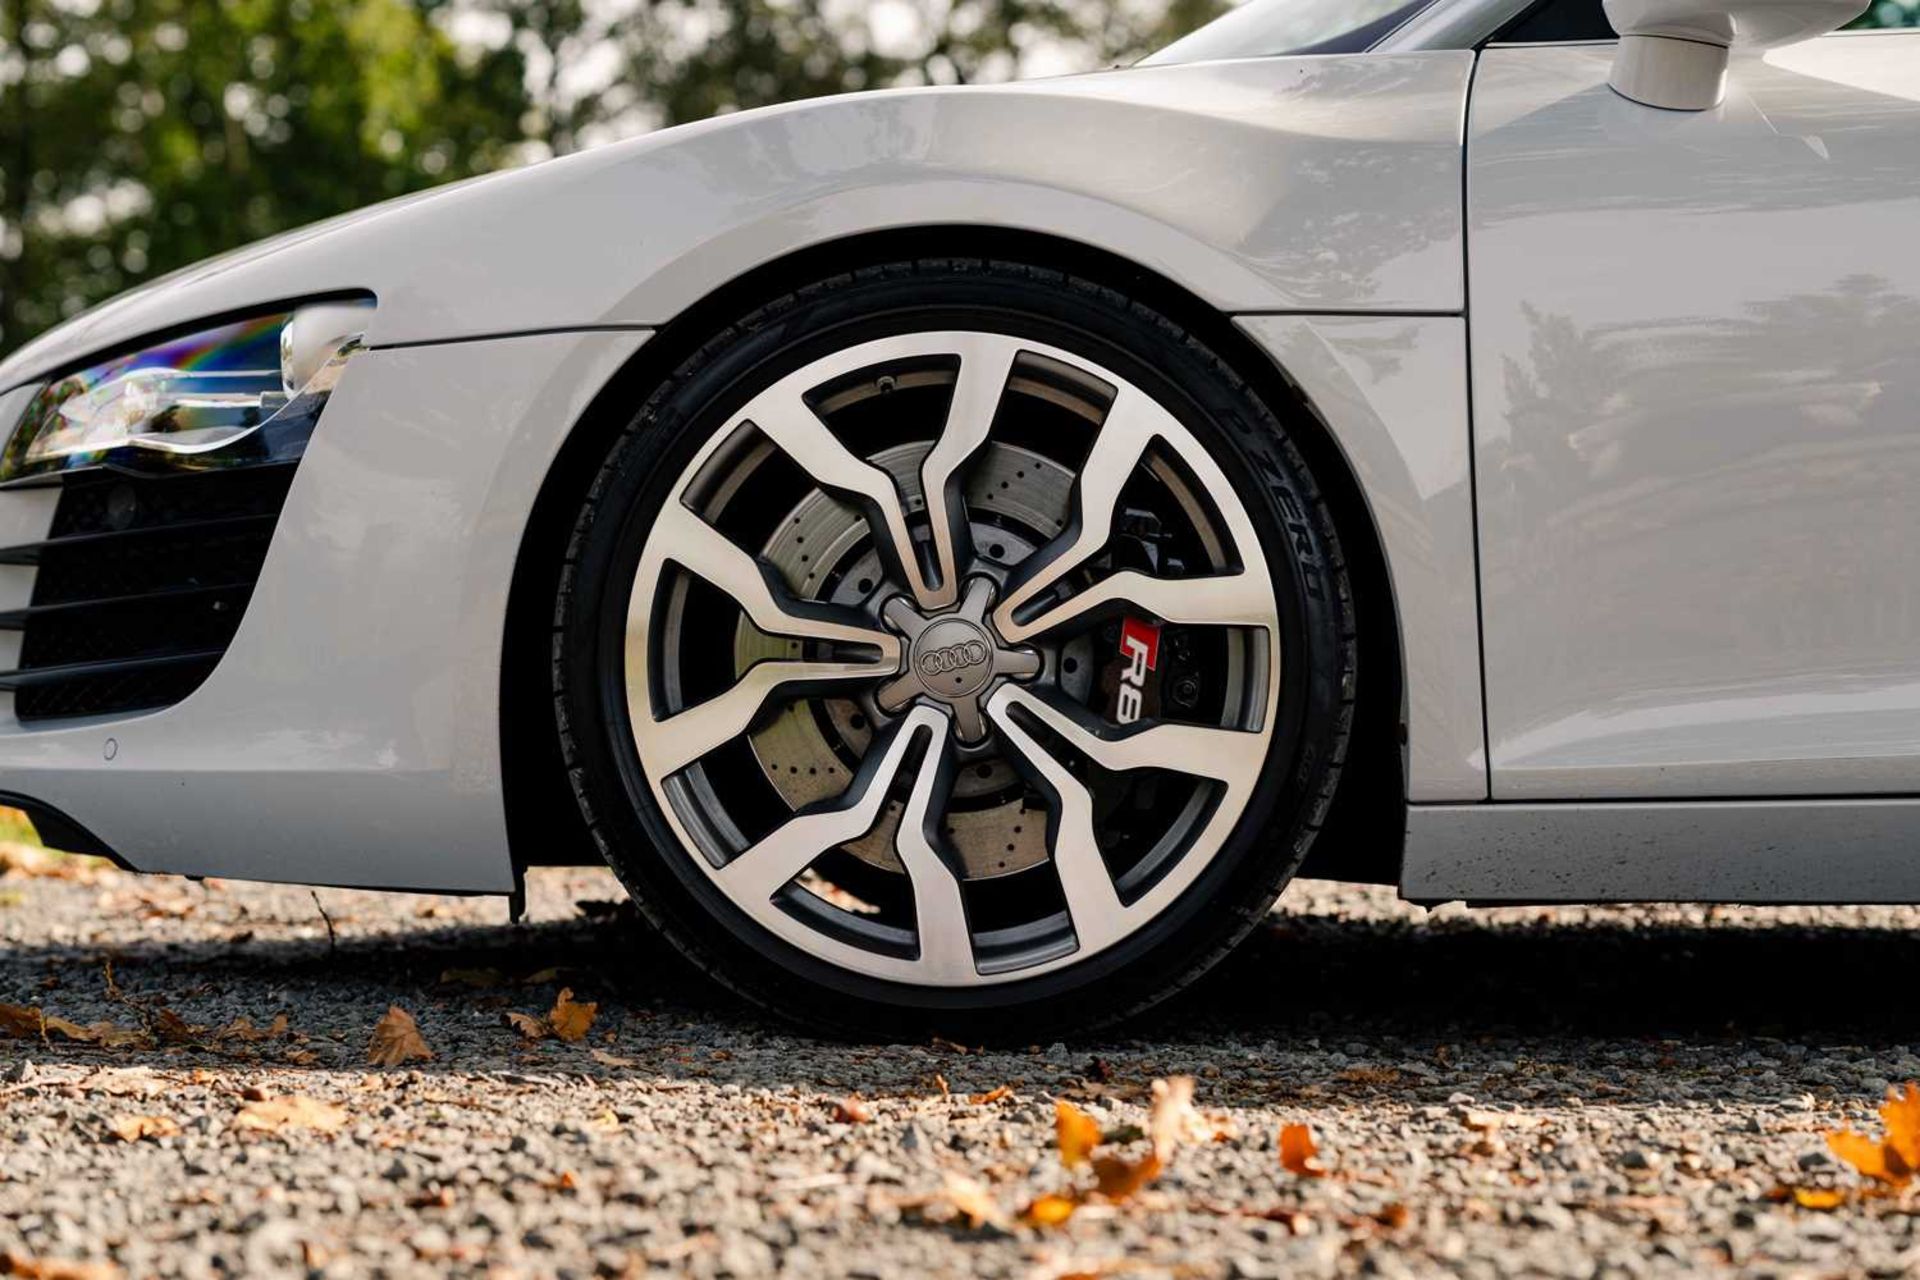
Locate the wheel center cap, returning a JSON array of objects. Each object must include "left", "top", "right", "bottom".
[
  {"left": 876, "top": 577, "right": 1041, "bottom": 743},
  {"left": 911, "top": 618, "right": 996, "bottom": 699}
]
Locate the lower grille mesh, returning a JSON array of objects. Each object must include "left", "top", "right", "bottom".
[{"left": 0, "top": 465, "right": 296, "bottom": 722}]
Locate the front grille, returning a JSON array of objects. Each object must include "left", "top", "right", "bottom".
[{"left": 0, "top": 464, "right": 296, "bottom": 722}]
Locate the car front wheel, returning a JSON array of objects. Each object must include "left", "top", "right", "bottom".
[{"left": 554, "top": 259, "right": 1353, "bottom": 1038}]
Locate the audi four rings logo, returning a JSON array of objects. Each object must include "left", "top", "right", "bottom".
[{"left": 918, "top": 640, "right": 990, "bottom": 676}]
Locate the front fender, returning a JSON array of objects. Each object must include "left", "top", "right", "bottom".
[{"left": 0, "top": 53, "right": 1471, "bottom": 390}]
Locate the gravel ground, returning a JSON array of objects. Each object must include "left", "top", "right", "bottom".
[{"left": 2, "top": 853, "right": 1918, "bottom": 1279}]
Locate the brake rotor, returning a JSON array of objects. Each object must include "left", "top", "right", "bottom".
[{"left": 736, "top": 440, "right": 1076, "bottom": 879}]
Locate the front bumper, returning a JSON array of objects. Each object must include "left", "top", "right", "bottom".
[{"left": 0, "top": 328, "right": 648, "bottom": 892}]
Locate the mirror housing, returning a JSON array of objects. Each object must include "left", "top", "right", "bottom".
[{"left": 1604, "top": 0, "right": 1868, "bottom": 110}]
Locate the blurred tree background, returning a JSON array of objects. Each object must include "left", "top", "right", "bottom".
[{"left": 1, "top": 0, "right": 1916, "bottom": 358}]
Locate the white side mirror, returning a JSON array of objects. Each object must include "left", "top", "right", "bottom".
[{"left": 1604, "top": 0, "right": 1868, "bottom": 110}]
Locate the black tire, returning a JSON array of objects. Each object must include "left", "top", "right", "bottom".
[{"left": 553, "top": 259, "right": 1355, "bottom": 1040}]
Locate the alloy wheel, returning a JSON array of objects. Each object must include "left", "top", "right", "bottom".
[{"left": 623, "top": 330, "right": 1283, "bottom": 988}]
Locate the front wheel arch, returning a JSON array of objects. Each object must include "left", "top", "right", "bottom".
[{"left": 498, "top": 227, "right": 1405, "bottom": 891}]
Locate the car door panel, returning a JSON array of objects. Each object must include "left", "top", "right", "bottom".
[{"left": 1468, "top": 37, "right": 1920, "bottom": 799}]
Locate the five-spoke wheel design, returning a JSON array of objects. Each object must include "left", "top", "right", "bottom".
[{"left": 624, "top": 329, "right": 1282, "bottom": 987}]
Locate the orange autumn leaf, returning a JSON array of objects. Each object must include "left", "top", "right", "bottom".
[
  {"left": 367, "top": 1005, "right": 432, "bottom": 1068},
  {"left": 1828, "top": 1130, "right": 1901, "bottom": 1185},
  {"left": 547, "top": 989, "right": 598, "bottom": 1043},
  {"left": 831, "top": 1097, "right": 871, "bottom": 1124},
  {"left": 1021, "top": 1193, "right": 1080, "bottom": 1228},
  {"left": 1279, "top": 1123, "right": 1328, "bottom": 1178},
  {"left": 1091, "top": 1153, "right": 1163, "bottom": 1202},
  {"left": 1882, "top": 1083, "right": 1920, "bottom": 1171},
  {"left": 1790, "top": 1187, "right": 1847, "bottom": 1211},
  {"left": 1056, "top": 1100, "right": 1102, "bottom": 1170},
  {"left": 969, "top": 1085, "right": 1014, "bottom": 1105}
]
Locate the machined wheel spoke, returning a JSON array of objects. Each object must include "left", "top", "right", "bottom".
[
  {"left": 992, "top": 387, "right": 1168, "bottom": 644},
  {"left": 891, "top": 717, "right": 977, "bottom": 981},
  {"left": 992, "top": 684, "right": 1263, "bottom": 793},
  {"left": 716, "top": 708, "right": 943, "bottom": 903},
  {"left": 740, "top": 381, "right": 939, "bottom": 610},
  {"left": 1003, "top": 567, "right": 1275, "bottom": 643},
  {"left": 986, "top": 688, "right": 1131, "bottom": 955},
  {"left": 650, "top": 502, "right": 901, "bottom": 657},
  {"left": 918, "top": 335, "right": 1021, "bottom": 609}
]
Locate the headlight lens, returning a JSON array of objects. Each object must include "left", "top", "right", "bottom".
[{"left": 0, "top": 298, "right": 374, "bottom": 484}]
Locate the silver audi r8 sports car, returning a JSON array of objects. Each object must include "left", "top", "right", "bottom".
[{"left": 0, "top": 0, "right": 1913, "bottom": 1034}]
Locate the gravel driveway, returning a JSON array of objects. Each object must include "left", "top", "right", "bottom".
[{"left": 1, "top": 853, "right": 1917, "bottom": 1279}]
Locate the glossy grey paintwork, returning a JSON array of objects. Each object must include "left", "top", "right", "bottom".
[
  {"left": 1240, "top": 315, "right": 1485, "bottom": 800},
  {"left": 1404, "top": 798, "right": 1920, "bottom": 903},
  {"left": 1469, "top": 36, "right": 1920, "bottom": 800},
  {"left": 0, "top": 332, "right": 646, "bottom": 890}
]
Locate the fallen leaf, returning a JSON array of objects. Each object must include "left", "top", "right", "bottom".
[
  {"left": 831, "top": 1097, "right": 871, "bottom": 1124},
  {"left": 548, "top": 989, "right": 597, "bottom": 1042},
  {"left": 0, "top": 1003, "right": 41, "bottom": 1038},
  {"left": 367, "top": 1006, "right": 433, "bottom": 1068},
  {"left": 151, "top": 1008, "right": 200, "bottom": 1045},
  {"left": 1148, "top": 1075, "right": 1202, "bottom": 1160},
  {"left": 1091, "top": 1153, "right": 1163, "bottom": 1202},
  {"left": 0, "top": 1252, "right": 123, "bottom": 1280},
  {"left": 1822, "top": 1083, "right": 1920, "bottom": 1189},
  {"left": 1882, "top": 1082, "right": 1920, "bottom": 1171},
  {"left": 521, "top": 967, "right": 564, "bottom": 985},
  {"left": 217, "top": 1014, "right": 290, "bottom": 1043},
  {"left": 970, "top": 1085, "right": 1014, "bottom": 1106},
  {"left": 107, "top": 1115, "right": 180, "bottom": 1143},
  {"left": 233, "top": 1095, "right": 349, "bottom": 1135},
  {"left": 941, "top": 1172, "right": 1009, "bottom": 1230},
  {"left": 504, "top": 1011, "right": 549, "bottom": 1041},
  {"left": 1790, "top": 1187, "right": 1847, "bottom": 1211},
  {"left": 1279, "top": 1124, "right": 1328, "bottom": 1178},
  {"left": 590, "top": 1048, "right": 636, "bottom": 1068},
  {"left": 1020, "top": 1193, "right": 1079, "bottom": 1227},
  {"left": 1056, "top": 1100, "right": 1102, "bottom": 1169}
]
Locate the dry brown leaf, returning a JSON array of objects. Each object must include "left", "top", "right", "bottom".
[
  {"left": 233, "top": 1094, "right": 349, "bottom": 1135},
  {"left": 151, "top": 1009, "right": 200, "bottom": 1045},
  {"left": 941, "top": 1172, "right": 1009, "bottom": 1230},
  {"left": 1020, "top": 1193, "right": 1080, "bottom": 1228},
  {"left": 548, "top": 989, "right": 597, "bottom": 1043},
  {"left": 107, "top": 1115, "right": 180, "bottom": 1143},
  {"left": 1148, "top": 1075, "right": 1203, "bottom": 1160},
  {"left": 1790, "top": 1187, "right": 1847, "bottom": 1211},
  {"left": 367, "top": 1006, "right": 432, "bottom": 1068},
  {"left": 831, "top": 1096, "right": 871, "bottom": 1124},
  {"left": 1056, "top": 1099, "right": 1102, "bottom": 1170},
  {"left": 504, "top": 1011, "right": 549, "bottom": 1041},
  {"left": 1279, "top": 1123, "right": 1328, "bottom": 1178},
  {"left": 0, "top": 1252, "right": 123, "bottom": 1280},
  {"left": 1091, "top": 1153, "right": 1163, "bottom": 1202},
  {"left": 217, "top": 1014, "right": 290, "bottom": 1043},
  {"left": 590, "top": 1048, "right": 637, "bottom": 1068},
  {"left": 970, "top": 1085, "right": 1014, "bottom": 1105},
  {"left": 0, "top": 1003, "right": 41, "bottom": 1038}
]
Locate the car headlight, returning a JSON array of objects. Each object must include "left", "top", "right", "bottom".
[{"left": 0, "top": 297, "right": 374, "bottom": 484}]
